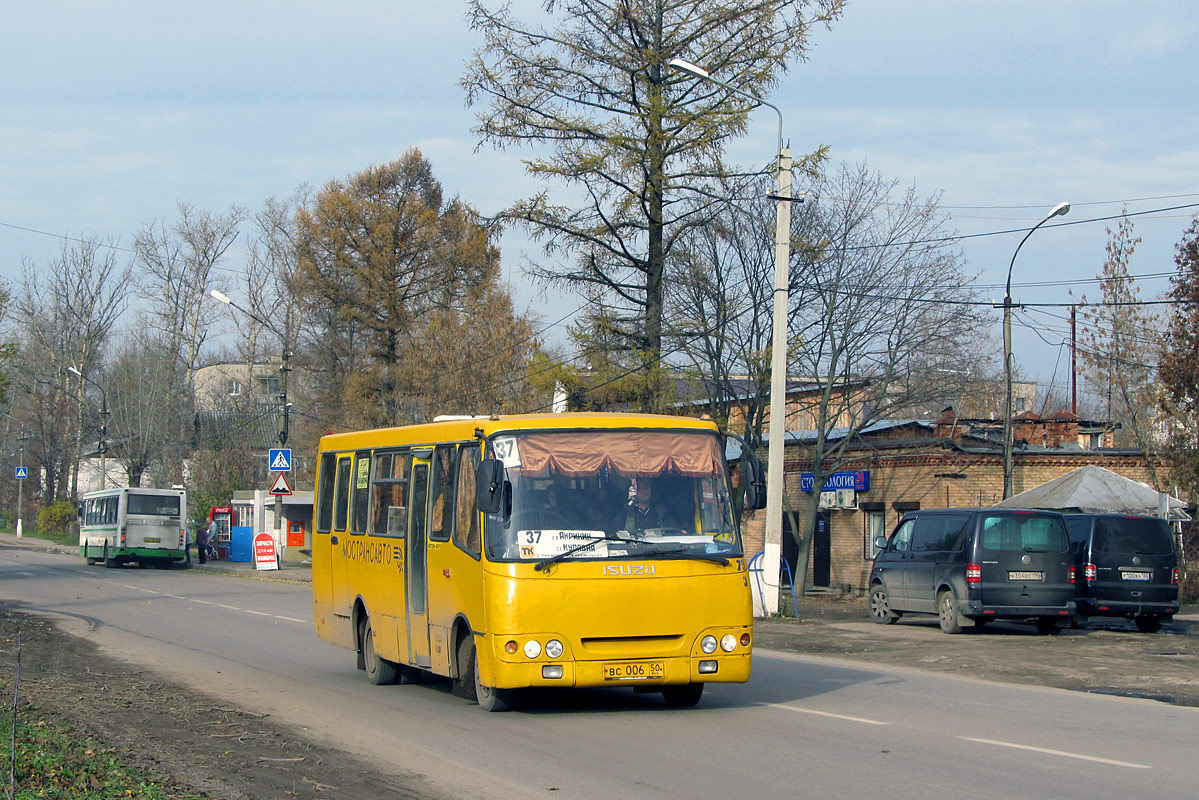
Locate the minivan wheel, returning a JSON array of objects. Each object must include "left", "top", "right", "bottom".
[
  {"left": 868, "top": 584, "right": 900, "bottom": 624},
  {"left": 1035, "top": 618, "right": 1063, "bottom": 635},
  {"left": 937, "top": 591, "right": 963, "bottom": 634},
  {"left": 1134, "top": 615, "right": 1162, "bottom": 633}
]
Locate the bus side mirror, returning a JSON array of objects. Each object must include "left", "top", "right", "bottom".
[
  {"left": 476, "top": 459, "right": 505, "bottom": 514},
  {"left": 743, "top": 455, "right": 767, "bottom": 510}
]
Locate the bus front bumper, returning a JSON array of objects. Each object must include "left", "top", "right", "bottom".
[{"left": 489, "top": 652, "right": 752, "bottom": 690}]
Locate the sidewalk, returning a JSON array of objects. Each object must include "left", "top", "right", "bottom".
[{"left": 0, "top": 531, "right": 312, "bottom": 582}]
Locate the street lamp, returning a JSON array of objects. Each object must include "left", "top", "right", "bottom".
[
  {"left": 1002, "top": 201, "right": 1070, "bottom": 499},
  {"left": 67, "top": 366, "right": 110, "bottom": 491},
  {"left": 668, "top": 57, "right": 792, "bottom": 616},
  {"left": 209, "top": 289, "right": 292, "bottom": 550}
]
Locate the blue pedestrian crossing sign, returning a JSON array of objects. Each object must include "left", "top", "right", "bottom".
[
  {"left": 15, "top": 466, "right": 27, "bottom": 480},
  {"left": 268, "top": 448, "right": 292, "bottom": 472}
]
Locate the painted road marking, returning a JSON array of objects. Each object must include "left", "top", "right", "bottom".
[
  {"left": 217, "top": 604, "right": 240, "bottom": 610},
  {"left": 245, "top": 610, "right": 271, "bottom": 616},
  {"left": 960, "top": 737, "right": 1150, "bottom": 769},
  {"left": 275, "top": 616, "right": 307, "bottom": 623},
  {"left": 755, "top": 702, "right": 889, "bottom": 726}
]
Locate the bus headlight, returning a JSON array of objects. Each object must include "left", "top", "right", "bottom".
[
  {"left": 523, "top": 640, "right": 542, "bottom": 659},
  {"left": 720, "top": 634, "right": 737, "bottom": 652},
  {"left": 545, "top": 639, "right": 564, "bottom": 659},
  {"left": 701, "top": 635, "right": 718, "bottom": 654}
]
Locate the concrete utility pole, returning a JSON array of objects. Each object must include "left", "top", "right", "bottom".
[{"left": 667, "top": 58, "right": 793, "bottom": 615}]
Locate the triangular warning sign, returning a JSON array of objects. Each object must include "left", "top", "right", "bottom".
[
  {"left": 270, "top": 450, "right": 292, "bottom": 470},
  {"left": 268, "top": 473, "right": 293, "bottom": 496}
]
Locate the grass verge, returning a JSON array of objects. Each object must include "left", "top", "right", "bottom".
[{"left": 1, "top": 699, "right": 204, "bottom": 800}]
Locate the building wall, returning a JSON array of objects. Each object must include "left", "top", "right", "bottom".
[{"left": 743, "top": 449, "right": 1162, "bottom": 594}]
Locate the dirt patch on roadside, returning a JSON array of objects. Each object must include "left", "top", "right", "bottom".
[
  {"left": 756, "top": 596, "right": 1199, "bottom": 706},
  {"left": 0, "top": 604, "right": 440, "bottom": 800}
]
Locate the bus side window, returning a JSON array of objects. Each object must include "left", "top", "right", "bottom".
[
  {"left": 333, "top": 457, "right": 352, "bottom": 532},
  {"left": 315, "top": 453, "right": 336, "bottom": 534},
  {"left": 351, "top": 451, "right": 372, "bottom": 535},
  {"left": 429, "top": 444, "right": 455, "bottom": 542},
  {"left": 453, "top": 444, "right": 480, "bottom": 558},
  {"left": 370, "top": 450, "right": 409, "bottom": 538}
]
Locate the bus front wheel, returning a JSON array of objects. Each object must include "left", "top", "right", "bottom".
[
  {"left": 458, "top": 636, "right": 514, "bottom": 712},
  {"left": 360, "top": 618, "right": 398, "bottom": 686},
  {"left": 662, "top": 683, "right": 704, "bottom": 708}
]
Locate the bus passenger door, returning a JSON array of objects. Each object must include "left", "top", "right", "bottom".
[
  {"left": 406, "top": 458, "right": 432, "bottom": 668},
  {"left": 330, "top": 456, "right": 354, "bottom": 618}
]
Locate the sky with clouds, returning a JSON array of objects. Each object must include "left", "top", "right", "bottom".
[{"left": 2, "top": 0, "right": 1196, "bottom": 407}]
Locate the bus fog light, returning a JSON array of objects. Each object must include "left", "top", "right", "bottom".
[
  {"left": 505, "top": 640, "right": 519, "bottom": 655},
  {"left": 701, "top": 635, "right": 718, "bottom": 654},
  {"left": 698, "top": 660, "right": 718, "bottom": 674},
  {"left": 545, "top": 639, "right": 563, "bottom": 659},
  {"left": 740, "top": 633, "right": 751, "bottom": 647},
  {"left": 542, "top": 665, "right": 564, "bottom": 679},
  {"left": 523, "top": 640, "right": 542, "bottom": 659},
  {"left": 720, "top": 634, "right": 737, "bottom": 652}
]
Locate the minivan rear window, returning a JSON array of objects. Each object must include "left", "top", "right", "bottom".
[
  {"left": 980, "top": 514, "right": 1068, "bottom": 552},
  {"left": 1094, "top": 517, "right": 1174, "bottom": 555}
]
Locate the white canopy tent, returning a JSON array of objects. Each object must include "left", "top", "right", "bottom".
[{"left": 994, "top": 465, "right": 1190, "bottom": 521}]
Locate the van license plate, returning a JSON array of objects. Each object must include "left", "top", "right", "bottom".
[
  {"left": 144, "top": 537, "right": 161, "bottom": 543},
  {"left": 1008, "top": 571, "right": 1042, "bottom": 581},
  {"left": 1121, "top": 571, "right": 1151, "bottom": 581},
  {"left": 603, "top": 661, "right": 665, "bottom": 681}
]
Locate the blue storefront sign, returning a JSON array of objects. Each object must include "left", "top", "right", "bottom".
[{"left": 800, "top": 470, "right": 870, "bottom": 493}]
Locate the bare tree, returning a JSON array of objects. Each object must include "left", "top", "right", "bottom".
[
  {"left": 105, "top": 327, "right": 181, "bottom": 486},
  {"left": 1073, "top": 215, "right": 1164, "bottom": 475},
  {"left": 678, "top": 162, "right": 984, "bottom": 585},
  {"left": 135, "top": 203, "right": 245, "bottom": 416},
  {"left": 16, "top": 238, "right": 131, "bottom": 499}
]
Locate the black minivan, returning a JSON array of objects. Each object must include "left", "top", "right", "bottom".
[
  {"left": 868, "top": 508, "right": 1076, "bottom": 634},
  {"left": 1062, "top": 513, "right": 1180, "bottom": 632}
]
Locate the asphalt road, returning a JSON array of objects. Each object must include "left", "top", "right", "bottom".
[{"left": 3, "top": 543, "right": 1197, "bottom": 799}]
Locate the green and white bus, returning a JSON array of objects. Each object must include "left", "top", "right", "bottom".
[{"left": 79, "top": 486, "right": 188, "bottom": 568}]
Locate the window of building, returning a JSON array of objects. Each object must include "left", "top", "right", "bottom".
[{"left": 227, "top": 378, "right": 242, "bottom": 396}]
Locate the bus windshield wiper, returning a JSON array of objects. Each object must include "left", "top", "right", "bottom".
[{"left": 533, "top": 535, "right": 641, "bottom": 572}]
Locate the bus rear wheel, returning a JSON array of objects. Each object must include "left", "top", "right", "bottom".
[
  {"left": 360, "top": 618, "right": 398, "bottom": 685},
  {"left": 103, "top": 545, "right": 118, "bottom": 569},
  {"left": 84, "top": 544, "right": 99, "bottom": 566}
]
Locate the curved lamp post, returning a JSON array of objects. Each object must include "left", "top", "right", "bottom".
[
  {"left": 1002, "top": 201, "right": 1070, "bottom": 498},
  {"left": 209, "top": 289, "right": 292, "bottom": 550},
  {"left": 67, "top": 365, "right": 109, "bottom": 491},
  {"left": 667, "top": 57, "right": 791, "bottom": 615}
]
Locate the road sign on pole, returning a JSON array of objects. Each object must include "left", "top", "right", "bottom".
[
  {"left": 269, "top": 448, "right": 292, "bottom": 471},
  {"left": 268, "top": 473, "right": 293, "bottom": 496},
  {"left": 15, "top": 466, "right": 28, "bottom": 480}
]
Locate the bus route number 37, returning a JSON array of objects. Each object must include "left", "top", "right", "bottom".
[{"left": 603, "top": 661, "right": 665, "bottom": 681}]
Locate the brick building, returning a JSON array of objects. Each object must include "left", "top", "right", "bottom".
[{"left": 740, "top": 408, "right": 1167, "bottom": 595}]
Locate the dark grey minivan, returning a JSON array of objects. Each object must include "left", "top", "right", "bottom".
[
  {"left": 1062, "top": 513, "right": 1180, "bottom": 632},
  {"left": 868, "top": 508, "right": 1076, "bottom": 634}
]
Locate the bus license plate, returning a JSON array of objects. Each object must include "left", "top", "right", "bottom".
[
  {"left": 1008, "top": 571, "right": 1042, "bottom": 581},
  {"left": 1121, "top": 571, "right": 1151, "bottom": 581},
  {"left": 603, "top": 661, "right": 665, "bottom": 681},
  {"left": 144, "top": 537, "right": 161, "bottom": 543}
]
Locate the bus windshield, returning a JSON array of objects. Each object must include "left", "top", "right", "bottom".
[
  {"left": 484, "top": 429, "right": 741, "bottom": 563},
  {"left": 126, "top": 495, "right": 182, "bottom": 517}
]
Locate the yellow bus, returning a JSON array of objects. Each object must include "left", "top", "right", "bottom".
[{"left": 311, "top": 412, "right": 765, "bottom": 711}]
